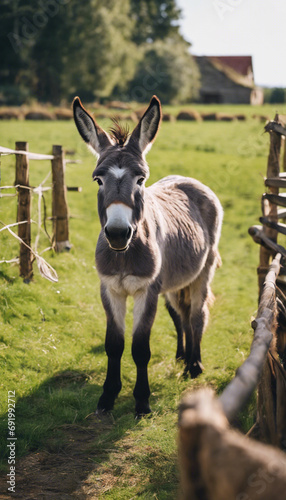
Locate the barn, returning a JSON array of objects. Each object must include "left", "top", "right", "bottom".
[{"left": 195, "top": 55, "right": 264, "bottom": 105}]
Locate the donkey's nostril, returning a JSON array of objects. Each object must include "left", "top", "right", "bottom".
[
  {"left": 104, "top": 226, "right": 110, "bottom": 238},
  {"left": 105, "top": 225, "right": 130, "bottom": 240}
]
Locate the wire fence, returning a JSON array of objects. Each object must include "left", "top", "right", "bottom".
[{"left": 0, "top": 142, "right": 80, "bottom": 282}]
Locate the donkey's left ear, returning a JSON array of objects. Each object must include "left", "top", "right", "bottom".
[
  {"left": 73, "top": 97, "right": 113, "bottom": 156},
  {"left": 129, "top": 95, "right": 162, "bottom": 155}
]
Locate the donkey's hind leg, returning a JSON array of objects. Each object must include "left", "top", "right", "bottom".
[
  {"left": 165, "top": 298, "right": 184, "bottom": 360},
  {"left": 185, "top": 286, "right": 208, "bottom": 379},
  {"left": 174, "top": 287, "right": 205, "bottom": 379},
  {"left": 185, "top": 249, "right": 219, "bottom": 378}
]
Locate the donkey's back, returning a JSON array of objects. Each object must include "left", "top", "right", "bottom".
[{"left": 146, "top": 175, "right": 222, "bottom": 293}]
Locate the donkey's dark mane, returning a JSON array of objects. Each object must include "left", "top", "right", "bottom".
[{"left": 109, "top": 118, "right": 130, "bottom": 147}]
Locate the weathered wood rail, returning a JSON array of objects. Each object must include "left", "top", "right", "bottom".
[
  {"left": 178, "top": 114, "right": 286, "bottom": 499},
  {"left": 219, "top": 253, "right": 281, "bottom": 424},
  {"left": 179, "top": 388, "right": 286, "bottom": 500},
  {"left": 248, "top": 114, "right": 286, "bottom": 447},
  {"left": 0, "top": 142, "right": 79, "bottom": 280}
]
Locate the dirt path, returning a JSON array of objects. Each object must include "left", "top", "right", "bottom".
[{"left": 0, "top": 414, "right": 115, "bottom": 499}]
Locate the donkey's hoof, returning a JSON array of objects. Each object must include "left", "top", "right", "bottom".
[
  {"left": 95, "top": 408, "right": 111, "bottom": 417},
  {"left": 135, "top": 401, "right": 152, "bottom": 419},
  {"left": 97, "top": 394, "right": 115, "bottom": 413},
  {"left": 189, "top": 361, "right": 204, "bottom": 379},
  {"left": 135, "top": 409, "right": 152, "bottom": 420},
  {"left": 176, "top": 350, "right": 185, "bottom": 362}
]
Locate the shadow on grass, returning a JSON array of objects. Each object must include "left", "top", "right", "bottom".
[
  {"left": 0, "top": 270, "right": 15, "bottom": 284},
  {"left": 0, "top": 369, "right": 175, "bottom": 499},
  {"left": 90, "top": 343, "right": 105, "bottom": 355}
]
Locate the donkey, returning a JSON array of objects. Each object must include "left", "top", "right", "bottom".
[{"left": 73, "top": 95, "right": 223, "bottom": 416}]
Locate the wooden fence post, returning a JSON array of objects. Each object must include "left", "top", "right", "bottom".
[
  {"left": 15, "top": 141, "right": 33, "bottom": 282},
  {"left": 51, "top": 145, "right": 71, "bottom": 252},
  {"left": 282, "top": 135, "right": 286, "bottom": 173},
  {"left": 258, "top": 115, "right": 281, "bottom": 298},
  {"left": 248, "top": 116, "right": 286, "bottom": 449}
]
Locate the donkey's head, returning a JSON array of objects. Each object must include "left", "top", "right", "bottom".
[{"left": 73, "top": 96, "right": 162, "bottom": 251}]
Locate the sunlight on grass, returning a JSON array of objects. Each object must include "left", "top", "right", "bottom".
[{"left": 0, "top": 108, "right": 273, "bottom": 496}]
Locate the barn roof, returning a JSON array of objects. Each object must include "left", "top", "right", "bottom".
[
  {"left": 195, "top": 55, "right": 255, "bottom": 89},
  {"left": 208, "top": 56, "right": 253, "bottom": 77}
]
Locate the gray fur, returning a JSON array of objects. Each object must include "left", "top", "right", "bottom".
[{"left": 73, "top": 95, "right": 223, "bottom": 415}]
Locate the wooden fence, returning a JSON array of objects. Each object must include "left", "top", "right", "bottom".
[
  {"left": 0, "top": 142, "right": 79, "bottom": 281},
  {"left": 178, "top": 115, "right": 286, "bottom": 499}
]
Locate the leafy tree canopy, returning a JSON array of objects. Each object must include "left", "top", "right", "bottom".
[
  {"left": 0, "top": 0, "right": 199, "bottom": 105},
  {"left": 125, "top": 39, "right": 200, "bottom": 104},
  {"left": 130, "top": 0, "right": 182, "bottom": 44}
]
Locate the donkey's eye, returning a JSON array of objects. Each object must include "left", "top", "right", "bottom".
[
  {"left": 137, "top": 177, "right": 145, "bottom": 186},
  {"left": 95, "top": 177, "right": 103, "bottom": 186}
]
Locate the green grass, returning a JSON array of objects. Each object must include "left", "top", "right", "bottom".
[{"left": 0, "top": 106, "right": 277, "bottom": 497}]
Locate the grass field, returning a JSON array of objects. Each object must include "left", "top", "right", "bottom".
[{"left": 0, "top": 103, "right": 284, "bottom": 498}]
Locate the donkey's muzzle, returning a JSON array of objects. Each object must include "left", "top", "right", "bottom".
[{"left": 104, "top": 223, "right": 133, "bottom": 251}]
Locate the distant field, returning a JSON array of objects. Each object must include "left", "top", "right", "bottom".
[
  {"left": 0, "top": 106, "right": 280, "bottom": 498},
  {"left": 1, "top": 101, "right": 286, "bottom": 121},
  {"left": 164, "top": 102, "right": 286, "bottom": 118}
]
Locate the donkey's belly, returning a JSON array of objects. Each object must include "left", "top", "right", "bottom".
[{"left": 160, "top": 249, "right": 209, "bottom": 294}]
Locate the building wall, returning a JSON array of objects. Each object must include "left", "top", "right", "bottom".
[
  {"left": 200, "top": 86, "right": 252, "bottom": 104},
  {"left": 250, "top": 88, "right": 264, "bottom": 105}
]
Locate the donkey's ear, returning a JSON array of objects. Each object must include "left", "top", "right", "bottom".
[
  {"left": 73, "top": 97, "right": 113, "bottom": 156},
  {"left": 129, "top": 95, "right": 162, "bottom": 155}
]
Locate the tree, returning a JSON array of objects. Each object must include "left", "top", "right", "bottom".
[
  {"left": 125, "top": 39, "right": 200, "bottom": 104},
  {"left": 0, "top": 0, "right": 40, "bottom": 104},
  {"left": 269, "top": 88, "right": 285, "bottom": 104},
  {"left": 0, "top": 0, "right": 198, "bottom": 105},
  {"left": 33, "top": 0, "right": 137, "bottom": 103},
  {"left": 1, "top": 0, "right": 138, "bottom": 104},
  {"left": 124, "top": 1, "right": 200, "bottom": 104},
  {"left": 130, "top": 0, "right": 182, "bottom": 44}
]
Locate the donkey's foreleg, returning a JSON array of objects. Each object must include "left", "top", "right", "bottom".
[
  {"left": 97, "top": 284, "right": 126, "bottom": 412},
  {"left": 132, "top": 287, "right": 158, "bottom": 417}
]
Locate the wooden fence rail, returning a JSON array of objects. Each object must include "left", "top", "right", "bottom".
[
  {"left": 178, "top": 389, "right": 286, "bottom": 500},
  {"left": 249, "top": 115, "right": 286, "bottom": 447},
  {"left": 219, "top": 253, "right": 281, "bottom": 424},
  {"left": 178, "top": 249, "right": 286, "bottom": 500},
  {"left": 178, "top": 114, "right": 286, "bottom": 499}
]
